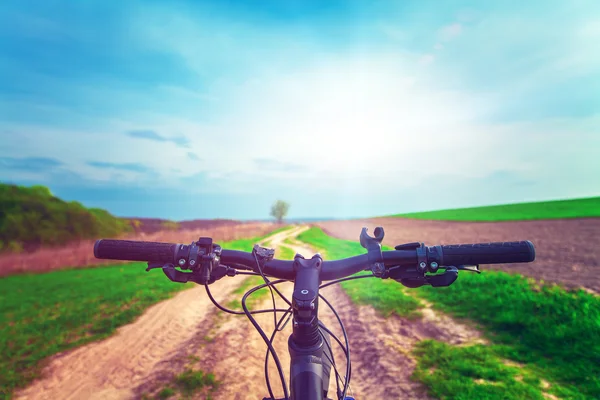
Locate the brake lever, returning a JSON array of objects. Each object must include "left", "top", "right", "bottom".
[
  {"left": 146, "top": 262, "right": 232, "bottom": 285},
  {"left": 146, "top": 262, "right": 164, "bottom": 272},
  {"left": 425, "top": 266, "right": 458, "bottom": 287},
  {"left": 457, "top": 264, "right": 481, "bottom": 273},
  {"left": 387, "top": 265, "right": 462, "bottom": 288}
]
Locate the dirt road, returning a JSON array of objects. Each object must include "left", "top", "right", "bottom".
[
  {"left": 137, "top": 226, "right": 484, "bottom": 399},
  {"left": 17, "top": 226, "right": 487, "bottom": 400},
  {"left": 14, "top": 277, "right": 241, "bottom": 400}
]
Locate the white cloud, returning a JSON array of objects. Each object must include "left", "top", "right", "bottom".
[
  {"left": 419, "top": 54, "right": 435, "bottom": 65},
  {"left": 439, "top": 23, "right": 462, "bottom": 41}
]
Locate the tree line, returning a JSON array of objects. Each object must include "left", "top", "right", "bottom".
[{"left": 0, "top": 183, "right": 131, "bottom": 252}]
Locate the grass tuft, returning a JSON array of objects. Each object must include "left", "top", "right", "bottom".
[
  {"left": 174, "top": 369, "right": 219, "bottom": 396},
  {"left": 412, "top": 340, "right": 548, "bottom": 399},
  {"left": 157, "top": 387, "right": 175, "bottom": 399}
]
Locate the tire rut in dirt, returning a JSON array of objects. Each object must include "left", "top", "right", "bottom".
[
  {"left": 179, "top": 282, "right": 297, "bottom": 400},
  {"left": 319, "top": 284, "right": 432, "bottom": 400}
]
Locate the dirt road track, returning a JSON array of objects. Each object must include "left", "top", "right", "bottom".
[
  {"left": 141, "top": 226, "right": 484, "bottom": 400},
  {"left": 16, "top": 225, "right": 488, "bottom": 400},
  {"left": 14, "top": 273, "right": 241, "bottom": 400}
]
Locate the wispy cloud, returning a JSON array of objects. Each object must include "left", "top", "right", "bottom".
[
  {"left": 0, "top": 157, "right": 63, "bottom": 171},
  {"left": 439, "top": 23, "right": 462, "bottom": 41},
  {"left": 86, "top": 161, "right": 152, "bottom": 173},
  {"left": 126, "top": 129, "right": 190, "bottom": 148}
]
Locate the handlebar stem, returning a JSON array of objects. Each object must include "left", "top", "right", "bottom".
[{"left": 291, "top": 254, "right": 322, "bottom": 347}]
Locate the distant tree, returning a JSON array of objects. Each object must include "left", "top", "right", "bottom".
[{"left": 270, "top": 200, "right": 290, "bottom": 224}]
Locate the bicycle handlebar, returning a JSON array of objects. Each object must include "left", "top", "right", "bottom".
[
  {"left": 93, "top": 228, "right": 536, "bottom": 400},
  {"left": 94, "top": 237, "right": 535, "bottom": 281},
  {"left": 94, "top": 239, "right": 177, "bottom": 262}
]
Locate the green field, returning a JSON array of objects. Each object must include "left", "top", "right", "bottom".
[
  {"left": 297, "top": 227, "right": 600, "bottom": 399},
  {"left": 0, "top": 231, "right": 282, "bottom": 400},
  {"left": 388, "top": 196, "right": 600, "bottom": 221}
]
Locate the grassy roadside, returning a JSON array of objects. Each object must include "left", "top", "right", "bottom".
[
  {"left": 388, "top": 196, "right": 600, "bottom": 221},
  {"left": 297, "top": 227, "right": 600, "bottom": 399},
  {"left": 0, "top": 230, "right": 286, "bottom": 400},
  {"left": 418, "top": 272, "right": 600, "bottom": 399}
]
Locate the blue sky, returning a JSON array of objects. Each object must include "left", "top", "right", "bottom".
[{"left": 1, "top": 0, "right": 599, "bottom": 220}]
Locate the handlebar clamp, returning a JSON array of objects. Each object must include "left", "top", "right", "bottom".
[
  {"left": 360, "top": 227, "right": 384, "bottom": 267},
  {"left": 252, "top": 244, "right": 275, "bottom": 262}
]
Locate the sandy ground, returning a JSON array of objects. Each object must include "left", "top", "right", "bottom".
[
  {"left": 13, "top": 278, "right": 241, "bottom": 400},
  {"left": 136, "top": 226, "right": 485, "bottom": 400},
  {"left": 16, "top": 225, "right": 488, "bottom": 400},
  {"left": 317, "top": 217, "right": 600, "bottom": 294}
]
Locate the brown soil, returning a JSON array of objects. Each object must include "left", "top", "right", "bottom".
[
  {"left": 317, "top": 217, "right": 600, "bottom": 294},
  {"left": 123, "top": 218, "right": 243, "bottom": 235},
  {"left": 0, "top": 222, "right": 276, "bottom": 277}
]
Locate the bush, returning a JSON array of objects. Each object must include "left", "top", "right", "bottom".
[{"left": 0, "top": 183, "right": 131, "bottom": 250}]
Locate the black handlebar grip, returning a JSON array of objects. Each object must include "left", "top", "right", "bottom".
[
  {"left": 94, "top": 239, "right": 179, "bottom": 263},
  {"left": 439, "top": 240, "right": 535, "bottom": 266}
]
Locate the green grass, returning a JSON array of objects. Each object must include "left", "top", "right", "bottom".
[
  {"left": 296, "top": 227, "right": 600, "bottom": 399},
  {"left": 388, "top": 196, "right": 600, "bottom": 221},
  {"left": 277, "top": 244, "right": 296, "bottom": 260},
  {"left": 0, "top": 231, "right": 282, "bottom": 400},
  {"left": 417, "top": 272, "right": 600, "bottom": 398},
  {"left": 0, "top": 183, "right": 132, "bottom": 251},
  {"left": 174, "top": 369, "right": 219, "bottom": 397},
  {"left": 297, "top": 227, "right": 422, "bottom": 319},
  {"left": 412, "top": 340, "right": 549, "bottom": 400},
  {"left": 157, "top": 387, "right": 175, "bottom": 399},
  {"left": 283, "top": 236, "right": 296, "bottom": 246}
]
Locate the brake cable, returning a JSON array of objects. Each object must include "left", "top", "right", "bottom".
[
  {"left": 264, "top": 307, "right": 294, "bottom": 400},
  {"left": 252, "top": 250, "right": 282, "bottom": 331},
  {"left": 320, "top": 330, "right": 343, "bottom": 397},
  {"left": 208, "top": 261, "right": 375, "bottom": 399},
  {"left": 242, "top": 281, "right": 290, "bottom": 400}
]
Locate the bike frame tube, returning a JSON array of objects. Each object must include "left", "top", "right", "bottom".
[{"left": 287, "top": 254, "right": 332, "bottom": 400}]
